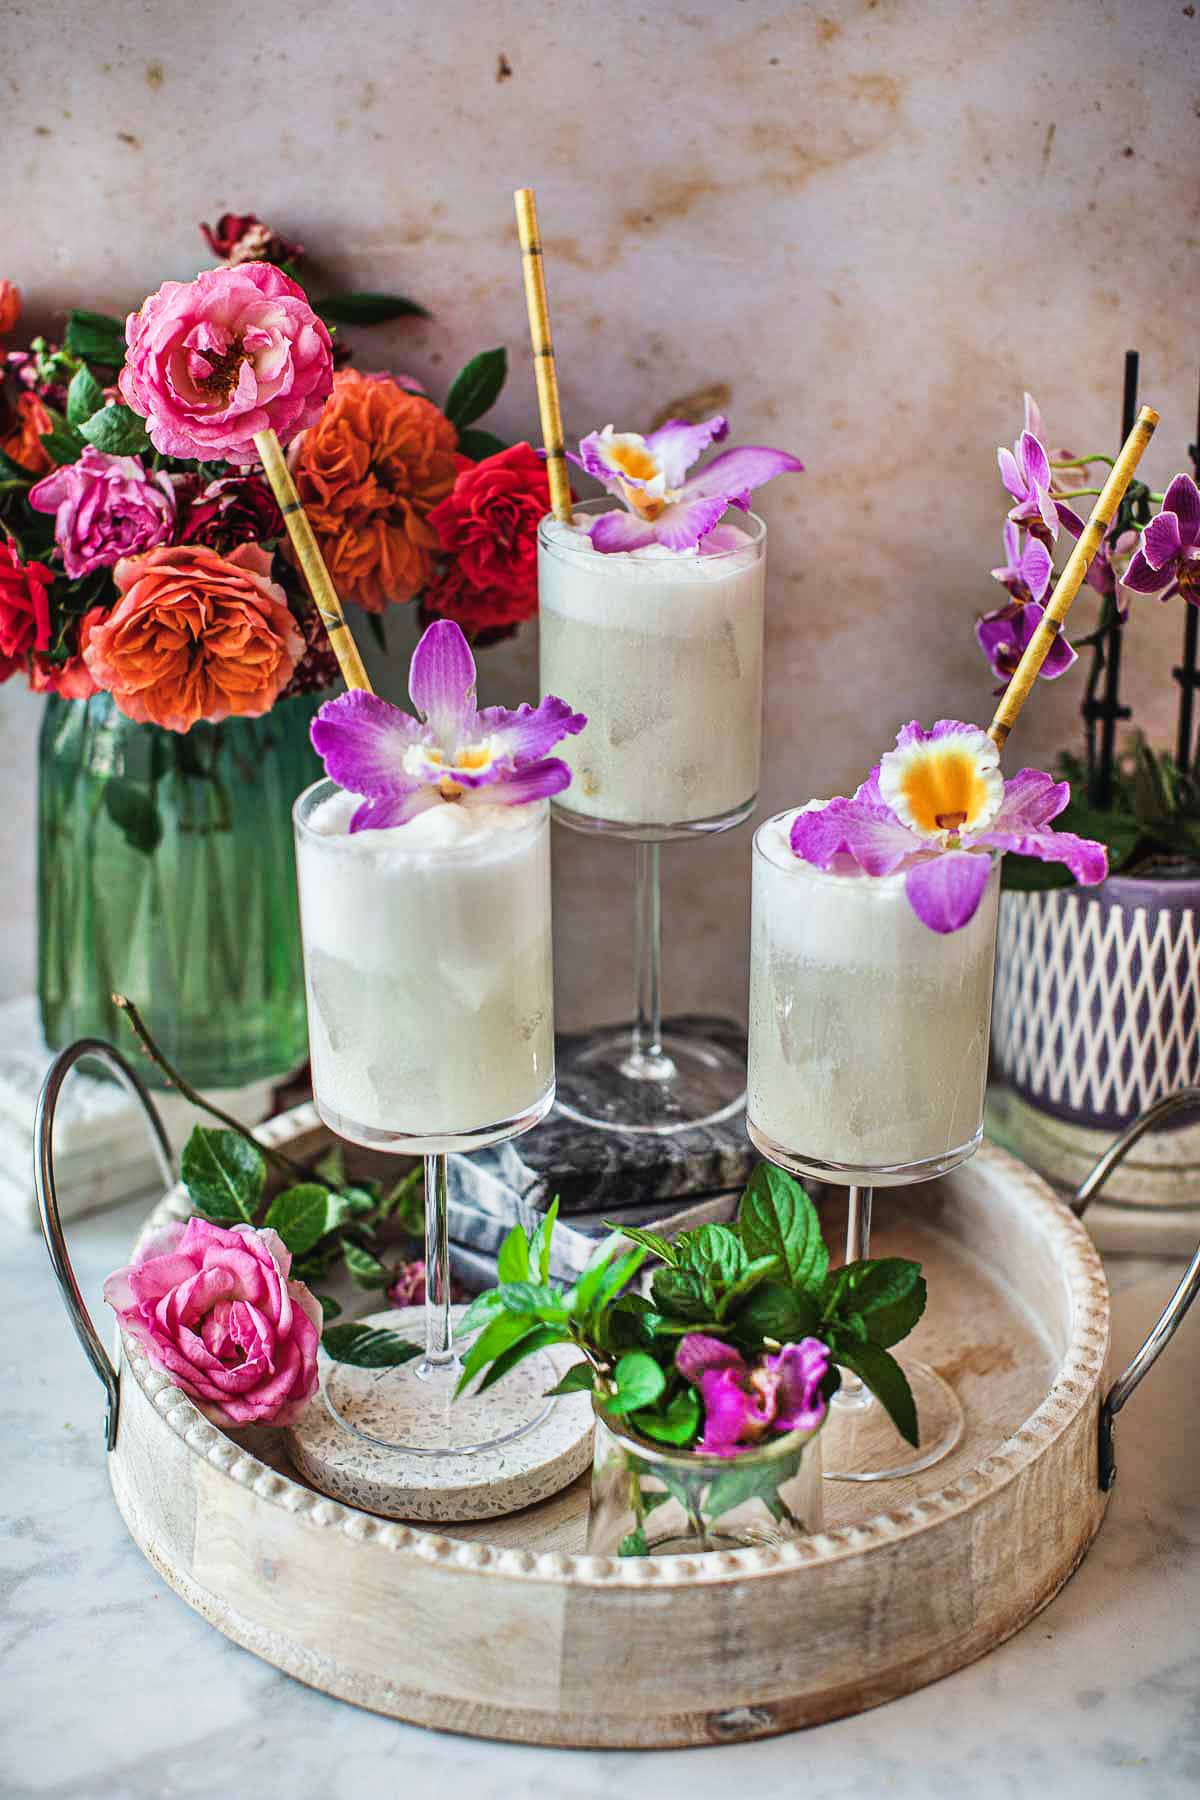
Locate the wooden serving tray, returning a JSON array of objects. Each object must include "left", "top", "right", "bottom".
[{"left": 98, "top": 1103, "right": 1113, "bottom": 1748}]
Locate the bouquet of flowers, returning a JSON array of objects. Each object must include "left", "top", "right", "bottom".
[{"left": 0, "top": 210, "right": 556, "bottom": 731}]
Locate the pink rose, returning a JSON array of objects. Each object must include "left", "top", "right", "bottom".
[
  {"left": 30, "top": 446, "right": 175, "bottom": 580},
  {"left": 118, "top": 263, "right": 334, "bottom": 466},
  {"left": 104, "top": 1216, "right": 322, "bottom": 1427}
]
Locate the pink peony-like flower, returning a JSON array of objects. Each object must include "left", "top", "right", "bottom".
[
  {"left": 387, "top": 1260, "right": 428, "bottom": 1308},
  {"left": 104, "top": 1216, "right": 322, "bottom": 1428},
  {"left": 118, "top": 263, "right": 334, "bottom": 466},
  {"left": 29, "top": 446, "right": 175, "bottom": 580}
]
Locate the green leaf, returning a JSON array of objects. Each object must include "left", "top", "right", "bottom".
[
  {"left": 592, "top": 1246, "right": 648, "bottom": 1313},
  {"left": 0, "top": 447, "right": 34, "bottom": 488},
  {"left": 649, "top": 1266, "right": 713, "bottom": 1323},
  {"left": 544, "top": 1359, "right": 596, "bottom": 1396},
  {"left": 738, "top": 1164, "right": 829, "bottom": 1293},
  {"left": 341, "top": 1240, "right": 389, "bottom": 1289},
  {"left": 477, "top": 1325, "right": 568, "bottom": 1393},
  {"left": 181, "top": 1126, "right": 265, "bottom": 1223},
  {"left": 705, "top": 1451, "right": 803, "bottom": 1522},
  {"left": 444, "top": 347, "right": 507, "bottom": 429},
  {"left": 455, "top": 427, "right": 508, "bottom": 461},
  {"left": 630, "top": 1384, "right": 701, "bottom": 1446},
  {"left": 602, "top": 1222, "right": 677, "bottom": 1265},
  {"left": 313, "top": 1143, "right": 347, "bottom": 1189},
  {"left": 497, "top": 1280, "right": 567, "bottom": 1322},
  {"left": 836, "top": 1342, "right": 919, "bottom": 1446},
  {"left": 619, "top": 1527, "right": 649, "bottom": 1558},
  {"left": 454, "top": 1309, "right": 542, "bottom": 1396},
  {"left": 263, "top": 1183, "right": 346, "bottom": 1256},
  {"left": 835, "top": 1258, "right": 927, "bottom": 1349},
  {"left": 318, "top": 1294, "right": 342, "bottom": 1322},
  {"left": 457, "top": 1288, "right": 508, "bottom": 1334},
  {"left": 337, "top": 1184, "right": 379, "bottom": 1219},
  {"left": 606, "top": 1351, "right": 667, "bottom": 1416},
  {"left": 39, "top": 414, "right": 86, "bottom": 467},
  {"left": 678, "top": 1223, "right": 747, "bottom": 1289},
  {"left": 570, "top": 1235, "right": 623, "bottom": 1318},
  {"left": 66, "top": 365, "right": 105, "bottom": 427},
  {"left": 529, "top": 1197, "right": 559, "bottom": 1284},
  {"left": 63, "top": 309, "right": 127, "bottom": 365},
  {"left": 79, "top": 403, "right": 149, "bottom": 455},
  {"left": 730, "top": 1280, "right": 820, "bottom": 1350},
  {"left": 102, "top": 777, "right": 162, "bottom": 854},
  {"left": 381, "top": 1164, "right": 422, "bottom": 1234},
  {"left": 497, "top": 1223, "right": 531, "bottom": 1284},
  {"left": 314, "top": 291, "right": 431, "bottom": 325},
  {"left": 321, "top": 1323, "right": 421, "bottom": 1368},
  {"left": 715, "top": 1255, "right": 780, "bottom": 1320}
]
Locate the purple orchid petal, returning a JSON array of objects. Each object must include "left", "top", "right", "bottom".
[
  {"left": 1142, "top": 508, "right": 1183, "bottom": 571},
  {"left": 475, "top": 695, "right": 588, "bottom": 764},
  {"left": 790, "top": 794, "right": 923, "bottom": 877},
  {"left": 409, "top": 620, "right": 478, "bottom": 750},
  {"left": 904, "top": 850, "right": 993, "bottom": 933},
  {"left": 695, "top": 1369, "right": 762, "bottom": 1456},
  {"left": 1020, "top": 536, "right": 1053, "bottom": 602},
  {"left": 997, "top": 445, "right": 1025, "bottom": 502},
  {"left": 461, "top": 758, "right": 572, "bottom": 807},
  {"left": 988, "top": 766, "right": 1070, "bottom": 831},
  {"left": 1122, "top": 549, "right": 1173, "bottom": 594},
  {"left": 587, "top": 509, "right": 661, "bottom": 553},
  {"left": 575, "top": 429, "right": 625, "bottom": 487},
  {"left": 699, "top": 524, "right": 748, "bottom": 554},
  {"left": 767, "top": 1337, "right": 829, "bottom": 1433},
  {"left": 348, "top": 788, "right": 442, "bottom": 833},
  {"left": 1000, "top": 519, "right": 1021, "bottom": 567},
  {"left": 1162, "top": 473, "right": 1200, "bottom": 546},
  {"left": 678, "top": 444, "right": 805, "bottom": 508},
  {"left": 310, "top": 693, "right": 428, "bottom": 800},
  {"left": 676, "top": 1333, "right": 746, "bottom": 1384},
  {"left": 977, "top": 602, "right": 1075, "bottom": 684},
  {"left": 650, "top": 494, "right": 730, "bottom": 551},
  {"left": 644, "top": 415, "right": 728, "bottom": 488},
  {"left": 1023, "top": 393, "right": 1045, "bottom": 442},
  {"left": 1036, "top": 484, "right": 1060, "bottom": 539},
  {"left": 973, "top": 825, "right": 1107, "bottom": 886},
  {"left": 1019, "top": 430, "right": 1052, "bottom": 493}
]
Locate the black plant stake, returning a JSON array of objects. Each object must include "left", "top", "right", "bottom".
[
  {"left": 1174, "top": 370, "right": 1200, "bottom": 776},
  {"left": 1088, "top": 352, "right": 1142, "bottom": 808}
]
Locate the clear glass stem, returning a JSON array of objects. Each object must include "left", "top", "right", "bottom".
[
  {"left": 624, "top": 842, "right": 674, "bottom": 1081},
  {"left": 837, "top": 1184, "right": 874, "bottom": 1407},
  {"left": 421, "top": 1151, "right": 454, "bottom": 1377}
]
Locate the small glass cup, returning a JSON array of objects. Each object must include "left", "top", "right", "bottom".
[
  {"left": 293, "top": 780, "right": 556, "bottom": 1458},
  {"left": 746, "top": 809, "right": 1003, "bottom": 1481},
  {"left": 587, "top": 1405, "right": 824, "bottom": 1556},
  {"left": 538, "top": 499, "right": 767, "bottom": 1135}
]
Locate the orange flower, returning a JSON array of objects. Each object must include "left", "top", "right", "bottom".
[
  {"left": 84, "top": 543, "right": 302, "bottom": 733},
  {"left": 0, "top": 281, "right": 20, "bottom": 336},
  {"left": 1, "top": 391, "right": 53, "bottom": 476},
  {"left": 290, "top": 368, "right": 458, "bottom": 612}
]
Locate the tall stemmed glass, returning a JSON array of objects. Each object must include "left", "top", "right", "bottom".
[
  {"left": 747, "top": 812, "right": 1003, "bottom": 1480},
  {"left": 538, "top": 498, "right": 767, "bottom": 1135}
]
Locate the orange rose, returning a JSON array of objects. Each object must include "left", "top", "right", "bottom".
[
  {"left": 290, "top": 368, "right": 458, "bottom": 612},
  {"left": 84, "top": 543, "right": 302, "bottom": 733},
  {"left": 1, "top": 391, "right": 53, "bottom": 476}
]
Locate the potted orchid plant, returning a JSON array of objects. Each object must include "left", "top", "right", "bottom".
[{"left": 976, "top": 366, "right": 1200, "bottom": 1193}]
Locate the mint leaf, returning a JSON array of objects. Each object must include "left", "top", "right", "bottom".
[
  {"left": 497, "top": 1223, "right": 531, "bottom": 1284},
  {"left": 314, "top": 291, "right": 430, "bottom": 325},
  {"left": 455, "top": 1309, "right": 542, "bottom": 1396},
  {"left": 544, "top": 1360, "right": 595, "bottom": 1396},
  {"left": 706, "top": 1450, "right": 803, "bottom": 1522},
  {"left": 477, "top": 1325, "right": 569, "bottom": 1393},
  {"left": 619, "top": 1527, "right": 649, "bottom": 1558},
  {"left": 341, "top": 1240, "right": 389, "bottom": 1289},
  {"left": 457, "top": 1288, "right": 507, "bottom": 1334},
  {"left": 497, "top": 1280, "right": 567, "bottom": 1322},
  {"left": 715, "top": 1254, "right": 780, "bottom": 1320},
  {"left": 102, "top": 778, "right": 162, "bottom": 854},
  {"left": 650, "top": 1266, "right": 714, "bottom": 1323},
  {"left": 603, "top": 1223, "right": 677, "bottom": 1265},
  {"left": 264, "top": 1183, "right": 346, "bottom": 1256},
  {"left": 63, "top": 308, "right": 126, "bottom": 365},
  {"left": 570, "top": 1236, "right": 623, "bottom": 1318},
  {"left": 455, "top": 427, "right": 507, "bottom": 461},
  {"left": 321, "top": 1323, "right": 421, "bottom": 1368},
  {"left": 606, "top": 1351, "right": 667, "bottom": 1415},
  {"left": 79, "top": 403, "right": 149, "bottom": 455},
  {"left": 836, "top": 1258, "right": 926, "bottom": 1349},
  {"left": 739, "top": 1164, "right": 829, "bottom": 1292},
  {"left": 529, "top": 1197, "right": 559, "bottom": 1284},
  {"left": 444, "top": 347, "right": 506, "bottom": 429},
  {"left": 679, "top": 1223, "right": 747, "bottom": 1289},
  {"left": 181, "top": 1126, "right": 265, "bottom": 1223},
  {"left": 730, "top": 1280, "right": 820, "bottom": 1350},
  {"left": 836, "top": 1341, "right": 918, "bottom": 1446},
  {"left": 66, "top": 365, "right": 105, "bottom": 427},
  {"left": 630, "top": 1384, "right": 701, "bottom": 1446}
]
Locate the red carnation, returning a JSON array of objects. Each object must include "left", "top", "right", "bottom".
[
  {"left": 427, "top": 442, "right": 559, "bottom": 621},
  {"left": 0, "top": 540, "right": 53, "bottom": 681}
]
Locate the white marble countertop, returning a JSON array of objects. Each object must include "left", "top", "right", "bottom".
[{"left": 3, "top": 1195, "right": 1198, "bottom": 1800}]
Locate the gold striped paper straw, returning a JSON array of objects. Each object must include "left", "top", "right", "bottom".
[
  {"left": 988, "top": 404, "right": 1158, "bottom": 750},
  {"left": 254, "top": 426, "right": 373, "bottom": 694},
  {"left": 514, "top": 187, "right": 573, "bottom": 524}
]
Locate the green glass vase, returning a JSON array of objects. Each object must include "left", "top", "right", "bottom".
[{"left": 37, "top": 690, "right": 323, "bottom": 1089}]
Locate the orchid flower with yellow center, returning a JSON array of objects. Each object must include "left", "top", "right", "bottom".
[
  {"left": 790, "top": 720, "right": 1108, "bottom": 933},
  {"left": 310, "top": 620, "right": 586, "bottom": 830},
  {"left": 570, "top": 414, "right": 803, "bottom": 553}
]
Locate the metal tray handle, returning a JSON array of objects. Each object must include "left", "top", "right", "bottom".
[
  {"left": 1072, "top": 1086, "right": 1200, "bottom": 1490},
  {"left": 34, "top": 1038, "right": 175, "bottom": 1451}
]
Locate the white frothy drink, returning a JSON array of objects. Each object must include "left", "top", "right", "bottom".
[
  {"left": 294, "top": 786, "right": 554, "bottom": 1151},
  {"left": 537, "top": 514, "right": 765, "bottom": 828},
  {"left": 747, "top": 810, "right": 1001, "bottom": 1182}
]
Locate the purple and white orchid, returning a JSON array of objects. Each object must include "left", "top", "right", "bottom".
[
  {"left": 977, "top": 520, "right": 1076, "bottom": 689},
  {"left": 789, "top": 720, "right": 1108, "bottom": 935},
  {"left": 310, "top": 619, "right": 587, "bottom": 831},
  {"left": 570, "top": 414, "right": 803, "bottom": 553},
  {"left": 675, "top": 1332, "right": 829, "bottom": 1458},
  {"left": 1121, "top": 472, "right": 1200, "bottom": 606},
  {"left": 998, "top": 424, "right": 1059, "bottom": 542}
]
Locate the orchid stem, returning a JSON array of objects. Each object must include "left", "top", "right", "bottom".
[{"left": 112, "top": 993, "right": 307, "bottom": 1181}]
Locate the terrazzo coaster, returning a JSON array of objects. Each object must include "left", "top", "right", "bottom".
[{"left": 285, "top": 1305, "right": 595, "bottom": 1522}]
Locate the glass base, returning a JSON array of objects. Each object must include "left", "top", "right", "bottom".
[
  {"left": 550, "top": 794, "right": 756, "bottom": 842},
  {"left": 555, "top": 1023, "right": 746, "bottom": 1135},
  {"left": 312, "top": 1084, "right": 555, "bottom": 1156},
  {"left": 324, "top": 1336, "right": 556, "bottom": 1457},
  {"left": 822, "top": 1359, "right": 964, "bottom": 1482},
  {"left": 745, "top": 1118, "right": 984, "bottom": 1189}
]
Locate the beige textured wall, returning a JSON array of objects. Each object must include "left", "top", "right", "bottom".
[{"left": 2, "top": 0, "right": 1196, "bottom": 1031}]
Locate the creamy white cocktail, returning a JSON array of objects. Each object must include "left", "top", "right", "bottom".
[
  {"left": 295, "top": 784, "right": 553, "bottom": 1152},
  {"left": 538, "top": 506, "right": 765, "bottom": 831},
  {"left": 747, "top": 810, "right": 1002, "bottom": 1183}
]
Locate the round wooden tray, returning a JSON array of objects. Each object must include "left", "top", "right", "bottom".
[{"left": 92, "top": 1099, "right": 1121, "bottom": 1748}]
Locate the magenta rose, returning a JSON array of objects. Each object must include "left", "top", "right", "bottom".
[
  {"left": 104, "top": 1216, "right": 322, "bottom": 1427},
  {"left": 30, "top": 446, "right": 175, "bottom": 580},
  {"left": 118, "top": 263, "right": 334, "bottom": 466}
]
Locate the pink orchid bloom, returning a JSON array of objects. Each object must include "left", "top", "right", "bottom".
[{"left": 675, "top": 1332, "right": 829, "bottom": 1458}]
